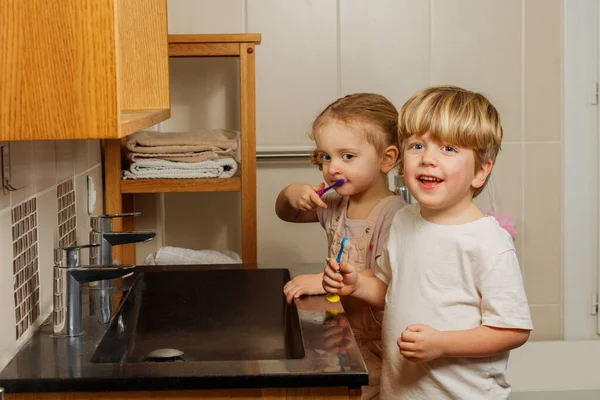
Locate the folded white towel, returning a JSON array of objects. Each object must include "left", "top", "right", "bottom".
[
  {"left": 144, "top": 246, "right": 241, "bottom": 265},
  {"left": 127, "top": 150, "right": 236, "bottom": 163},
  {"left": 122, "top": 157, "right": 237, "bottom": 180}
]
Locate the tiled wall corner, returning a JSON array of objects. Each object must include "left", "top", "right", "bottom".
[{"left": 0, "top": 139, "right": 103, "bottom": 369}]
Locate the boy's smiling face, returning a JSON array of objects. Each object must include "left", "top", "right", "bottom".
[{"left": 403, "top": 132, "right": 491, "bottom": 218}]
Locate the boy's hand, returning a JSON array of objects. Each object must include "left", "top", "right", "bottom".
[
  {"left": 283, "top": 273, "right": 326, "bottom": 303},
  {"left": 397, "top": 324, "right": 445, "bottom": 362},
  {"left": 322, "top": 258, "right": 358, "bottom": 297},
  {"left": 283, "top": 183, "right": 328, "bottom": 212}
]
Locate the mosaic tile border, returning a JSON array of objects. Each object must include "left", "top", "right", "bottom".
[
  {"left": 57, "top": 179, "right": 76, "bottom": 248},
  {"left": 11, "top": 198, "right": 40, "bottom": 339}
]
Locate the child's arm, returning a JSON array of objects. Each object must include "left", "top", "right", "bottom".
[
  {"left": 275, "top": 183, "right": 327, "bottom": 223},
  {"left": 398, "top": 324, "right": 530, "bottom": 362},
  {"left": 322, "top": 258, "right": 388, "bottom": 309}
]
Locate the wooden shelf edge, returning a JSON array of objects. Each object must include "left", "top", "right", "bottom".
[
  {"left": 120, "top": 177, "right": 241, "bottom": 193},
  {"left": 168, "top": 34, "right": 262, "bottom": 44},
  {"left": 120, "top": 109, "right": 171, "bottom": 137}
]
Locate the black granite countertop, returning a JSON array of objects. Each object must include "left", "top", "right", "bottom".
[{"left": 0, "top": 264, "right": 368, "bottom": 393}]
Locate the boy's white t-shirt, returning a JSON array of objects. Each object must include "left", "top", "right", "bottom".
[{"left": 375, "top": 204, "right": 533, "bottom": 400}]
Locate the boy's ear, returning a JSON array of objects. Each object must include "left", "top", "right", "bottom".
[
  {"left": 472, "top": 159, "right": 493, "bottom": 189},
  {"left": 380, "top": 145, "right": 400, "bottom": 174}
]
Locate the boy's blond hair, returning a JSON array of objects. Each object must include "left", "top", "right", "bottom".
[
  {"left": 310, "top": 93, "right": 399, "bottom": 169},
  {"left": 397, "top": 85, "right": 503, "bottom": 197}
]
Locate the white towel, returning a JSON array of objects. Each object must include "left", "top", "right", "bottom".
[
  {"left": 127, "top": 150, "right": 236, "bottom": 163},
  {"left": 144, "top": 246, "right": 241, "bottom": 265},
  {"left": 122, "top": 157, "right": 238, "bottom": 180}
]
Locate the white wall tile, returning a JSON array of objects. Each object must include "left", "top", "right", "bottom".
[
  {"left": 524, "top": 143, "right": 562, "bottom": 304},
  {"left": 248, "top": 0, "right": 339, "bottom": 147},
  {"left": 340, "top": 0, "right": 430, "bottom": 106},
  {"left": 89, "top": 140, "right": 101, "bottom": 168},
  {"left": 529, "top": 304, "right": 563, "bottom": 341},
  {"left": 36, "top": 190, "right": 58, "bottom": 318},
  {"left": 74, "top": 141, "right": 89, "bottom": 175},
  {"left": 524, "top": 0, "right": 562, "bottom": 142},
  {"left": 34, "top": 141, "right": 57, "bottom": 192},
  {"left": 8, "top": 141, "right": 36, "bottom": 204},
  {"left": 55, "top": 141, "right": 75, "bottom": 183},
  {"left": 431, "top": 0, "right": 522, "bottom": 143},
  {"left": 0, "top": 179, "right": 9, "bottom": 211},
  {"left": 167, "top": 0, "right": 244, "bottom": 34},
  {"left": 257, "top": 162, "right": 327, "bottom": 264},
  {"left": 75, "top": 173, "right": 89, "bottom": 247},
  {"left": 89, "top": 166, "right": 104, "bottom": 215}
]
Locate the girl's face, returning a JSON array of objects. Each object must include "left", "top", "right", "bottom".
[
  {"left": 403, "top": 132, "right": 490, "bottom": 216},
  {"left": 314, "top": 119, "right": 386, "bottom": 197}
]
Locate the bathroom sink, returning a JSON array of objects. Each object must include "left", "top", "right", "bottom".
[{"left": 90, "top": 268, "right": 305, "bottom": 363}]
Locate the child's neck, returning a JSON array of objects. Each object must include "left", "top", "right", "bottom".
[
  {"left": 346, "top": 183, "right": 393, "bottom": 220},
  {"left": 419, "top": 198, "right": 485, "bottom": 225}
]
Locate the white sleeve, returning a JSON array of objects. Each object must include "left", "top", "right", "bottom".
[
  {"left": 479, "top": 250, "right": 533, "bottom": 330},
  {"left": 375, "top": 244, "right": 392, "bottom": 285}
]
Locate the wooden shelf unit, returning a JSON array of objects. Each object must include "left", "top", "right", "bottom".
[
  {"left": 0, "top": 0, "right": 170, "bottom": 141},
  {"left": 104, "top": 33, "right": 261, "bottom": 265}
]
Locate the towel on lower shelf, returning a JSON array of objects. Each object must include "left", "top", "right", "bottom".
[
  {"left": 126, "top": 129, "right": 239, "bottom": 154},
  {"left": 127, "top": 149, "right": 236, "bottom": 163},
  {"left": 144, "top": 246, "right": 241, "bottom": 265},
  {"left": 122, "top": 157, "right": 237, "bottom": 179}
]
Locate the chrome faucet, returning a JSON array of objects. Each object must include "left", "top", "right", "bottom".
[
  {"left": 88, "top": 213, "right": 155, "bottom": 324},
  {"left": 53, "top": 244, "right": 135, "bottom": 337},
  {"left": 394, "top": 174, "right": 414, "bottom": 205}
]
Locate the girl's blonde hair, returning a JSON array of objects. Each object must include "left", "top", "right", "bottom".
[
  {"left": 310, "top": 93, "right": 399, "bottom": 168},
  {"left": 397, "top": 85, "right": 503, "bottom": 197}
]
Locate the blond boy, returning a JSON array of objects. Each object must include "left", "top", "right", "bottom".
[{"left": 323, "top": 86, "right": 533, "bottom": 399}]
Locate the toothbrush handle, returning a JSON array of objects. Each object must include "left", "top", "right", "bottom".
[
  {"left": 317, "top": 179, "right": 345, "bottom": 197},
  {"left": 315, "top": 186, "right": 330, "bottom": 197}
]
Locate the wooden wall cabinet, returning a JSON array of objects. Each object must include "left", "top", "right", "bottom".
[{"left": 0, "top": 0, "right": 170, "bottom": 141}]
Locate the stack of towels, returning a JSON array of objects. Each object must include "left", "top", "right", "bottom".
[{"left": 123, "top": 129, "right": 239, "bottom": 179}]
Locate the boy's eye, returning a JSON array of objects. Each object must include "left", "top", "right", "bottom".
[
  {"left": 409, "top": 143, "right": 423, "bottom": 150},
  {"left": 442, "top": 145, "right": 457, "bottom": 152},
  {"left": 342, "top": 153, "right": 354, "bottom": 160}
]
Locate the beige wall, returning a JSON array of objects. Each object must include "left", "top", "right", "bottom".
[
  {"left": 134, "top": 0, "right": 564, "bottom": 341},
  {"left": 0, "top": 140, "right": 103, "bottom": 369}
]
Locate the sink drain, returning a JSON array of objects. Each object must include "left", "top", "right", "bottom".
[{"left": 144, "top": 348, "right": 184, "bottom": 362}]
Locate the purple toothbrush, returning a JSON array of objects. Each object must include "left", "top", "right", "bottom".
[{"left": 316, "top": 179, "right": 346, "bottom": 197}]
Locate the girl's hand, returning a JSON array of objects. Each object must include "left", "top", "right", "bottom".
[
  {"left": 322, "top": 258, "right": 358, "bottom": 297},
  {"left": 283, "top": 273, "right": 326, "bottom": 303},
  {"left": 397, "top": 324, "right": 445, "bottom": 362},
  {"left": 283, "top": 183, "right": 328, "bottom": 212}
]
